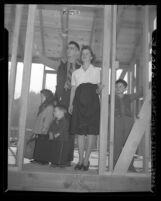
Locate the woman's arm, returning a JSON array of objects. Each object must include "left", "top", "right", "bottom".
[{"left": 68, "top": 86, "right": 77, "bottom": 114}]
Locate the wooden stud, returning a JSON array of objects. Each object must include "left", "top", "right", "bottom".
[
  {"left": 118, "top": 69, "right": 127, "bottom": 80},
  {"left": 60, "top": 8, "right": 69, "bottom": 61},
  {"left": 109, "top": 5, "right": 117, "bottom": 172},
  {"left": 38, "top": 7, "right": 46, "bottom": 90},
  {"left": 8, "top": 5, "right": 23, "bottom": 146},
  {"left": 16, "top": 5, "right": 37, "bottom": 170},
  {"left": 113, "top": 88, "right": 151, "bottom": 174},
  {"left": 38, "top": 7, "right": 46, "bottom": 55},
  {"left": 98, "top": 5, "right": 112, "bottom": 175},
  {"left": 142, "top": 6, "right": 150, "bottom": 174},
  {"left": 89, "top": 9, "right": 97, "bottom": 47}
]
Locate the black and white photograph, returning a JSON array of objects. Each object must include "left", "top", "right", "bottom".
[{"left": 5, "top": 4, "right": 156, "bottom": 192}]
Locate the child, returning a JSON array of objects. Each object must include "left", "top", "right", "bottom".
[
  {"left": 48, "top": 105, "right": 70, "bottom": 167},
  {"left": 113, "top": 79, "right": 142, "bottom": 172}
]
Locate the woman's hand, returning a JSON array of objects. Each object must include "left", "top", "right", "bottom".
[
  {"left": 54, "top": 133, "right": 60, "bottom": 138},
  {"left": 49, "top": 132, "right": 54, "bottom": 140},
  {"left": 96, "top": 83, "right": 104, "bottom": 94},
  {"left": 68, "top": 104, "right": 73, "bottom": 114}
]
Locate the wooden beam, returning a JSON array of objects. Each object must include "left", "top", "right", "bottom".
[
  {"left": 142, "top": 6, "right": 150, "bottom": 174},
  {"left": 38, "top": 4, "right": 104, "bottom": 12},
  {"left": 8, "top": 168, "right": 151, "bottom": 192},
  {"left": 118, "top": 69, "right": 127, "bottom": 80},
  {"left": 98, "top": 5, "right": 112, "bottom": 175},
  {"left": 113, "top": 88, "right": 151, "bottom": 174},
  {"left": 8, "top": 5, "right": 23, "bottom": 146},
  {"left": 89, "top": 9, "right": 97, "bottom": 47},
  {"left": 38, "top": 7, "right": 46, "bottom": 90},
  {"left": 16, "top": 5, "right": 37, "bottom": 170},
  {"left": 60, "top": 8, "right": 69, "bottom": 61},
  {"left": 116, "top": 6, "right": 127, "bottom": 38},
  {"left": 38, "top": 7, "right": 46, "bottom": 55},
  {"left": 109, "top": 5, "right": 117, "bottom": 172}
]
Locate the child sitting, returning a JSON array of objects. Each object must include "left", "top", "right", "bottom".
[{"left": 48, "top": 104, "right": 70, "bottom": 167}]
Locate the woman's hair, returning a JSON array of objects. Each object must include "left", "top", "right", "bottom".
[
  {"left": 37, "top": 89, "right": 57, "bottom": 116},
  {"left": 80, "top": 45, "right": 95, "bottom": 64},
  {"left": 115, "top": 79, "right": 128, "bottom": 88}
]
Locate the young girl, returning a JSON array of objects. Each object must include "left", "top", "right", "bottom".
[
  {"left": 69, "top": 45, "right": 103, "bottom": 171},
  {"left": 48, "top": 105, "right": 70, "bottom": 167},
  {"left": 32, "top": 89, "right": 56, "bottom": 165}
]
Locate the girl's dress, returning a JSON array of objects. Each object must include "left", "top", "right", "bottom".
[{"left": 33, "top": 104, "right": 54, "bottom": 163}]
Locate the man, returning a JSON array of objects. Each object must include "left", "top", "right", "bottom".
[{"left": 35, "top": 41, "right": 81, "bottom": 166}]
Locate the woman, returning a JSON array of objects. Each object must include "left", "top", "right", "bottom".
[
  {"left": 31, "top": 89, "right": 57, "bottom": 165},
  {"left": 69, "top": 45, "right": 103, "bottom": 171}
]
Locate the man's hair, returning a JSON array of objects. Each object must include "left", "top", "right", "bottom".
[
  {"left": 115, "top": 79, "right": 128, "bottom": 88},
  {"left": 68, "top": 41, "right": 80, "bottom": 51}
]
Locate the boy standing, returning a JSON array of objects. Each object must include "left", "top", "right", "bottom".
[
  {"left": 113, "top": 79, "right": 142, "bottom": 171},
  {"left": 48, "top": 105, "right": 69, "bottom": 167}
]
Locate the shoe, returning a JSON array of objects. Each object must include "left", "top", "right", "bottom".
[
  {"left": 82, "top": 161, "right": 90, "bottom": 171},
  {"left": 74, "top": 163, "right": 83, "bottom": 170},
  {"left": 66, "top": 161, "right": 72, "bottom": 167}
]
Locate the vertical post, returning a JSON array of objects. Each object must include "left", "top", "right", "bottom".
[
  {"left": 61, "top": 8, "right": 69, "bottom": 61},
  {"left": 8, "top": 5, "right": 23, "bottom": 145},
  {"left": 109, "top": 5, "right": 117, "bottom": 172},
  {"left": 98, "top": 5, "right": 112, "bottom": 175},
  {"left": 16, "top": 5, "right": 37, "bottom": 169},
  {"left": 42, "top": 67, "right": 46, "bottom": 89},
  {"left": 142, "top": 6, "right": 150, "bottom": 173}
]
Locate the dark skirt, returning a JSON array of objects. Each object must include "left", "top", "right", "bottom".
[
  {"left": 71, "top": 83, "right": 100, "bottom": 135},
  {"left": 33, "top": 134, "right": 51, "bottom": 163},
  {"left": 49, "top": 139, "right": 70, "bottom": 165}
]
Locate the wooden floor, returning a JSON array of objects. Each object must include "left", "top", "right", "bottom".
[
  {"left": 8, "top": 147, "right": 152, "bottom": 192},
  {"left": 8, "top": 162, "right": 151, "bottom": 192}
]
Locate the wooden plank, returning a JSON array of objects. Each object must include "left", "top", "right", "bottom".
[
  {"left": 16, "top": 5, "right": 37, "bottom": 170},
  {"left": 119, "top": 69, "right": 127, "bottom": 80},
  {"left": 98, "top": 5, "right": 112, "bottom": 175},
  {"left": 60, "top": 8, "right": 69, "bottom": 60},
  {"left": 109, "top": 5, "right": 117, "bottom": 172},
  {"left": 89, "top": 9, "right": 97, "bottom": 47},
  {"left": 38, "top": 7, "right": 46, "bottom": 54},
  {"left": 142, "top": 6, "right": 150, "bottom": 174},
  {"left": 113, "top": 89, "right": 151, "bottom": 174},
  {"left": 8, "top": 5, "right": 23, "bottom": 146},
  {"left": 8, "top": 168, "right": 151, "bottom": 192}
]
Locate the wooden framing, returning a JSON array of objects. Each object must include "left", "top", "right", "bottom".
[
  {"left": 118, "top": 69, "right": 127, "bottom": 80},
  {"left": 8, "top": 168, "right": 151, "bottom": 192},
  {"left": 142, "top": 6, "right": 150, "bottom": 173},
  {"left": 109, "top": 5, "right": 117, "bottom": 172},
  {"left": 98, "top": 5, "right": 112, "bottom": 175},
  {"left": 8, "top": 5, "right": 23, "bottom": 145},
  {"left": 89, "top": 9, "right": 97, "bottom": 47},
  {"left": 16, "top": 5, "right": 37, "bottom": 170},
  {"left": 60, "top": 8, "right": 69, "bottom": 60},
  {"left": 38, "top": 7, "right": 46, "bottom": 90}
]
